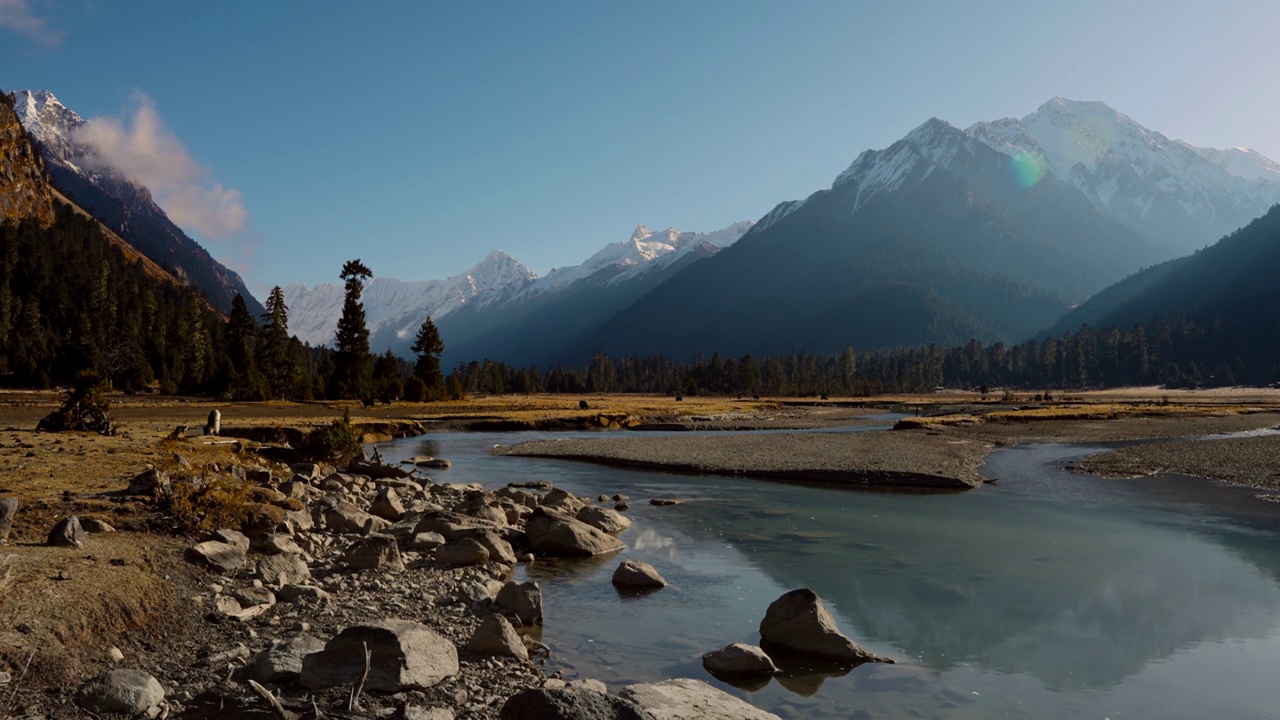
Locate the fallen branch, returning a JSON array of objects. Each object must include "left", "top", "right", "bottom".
[
  {"left": 248, "top": 679, "right": 297, "bottom": 720},
  {"left": 348, "top": 641, "right": 371, "bottom": 712}
]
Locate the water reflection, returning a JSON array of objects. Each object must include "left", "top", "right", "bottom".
[{"left": 379, "top": 430, "right": 1280, "bottom": 718}]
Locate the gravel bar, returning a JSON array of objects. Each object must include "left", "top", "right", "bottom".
[
  {"left": 496, "top": 432, "right": 992, "bottom": 490},
  {"left": 1077, "top": 433, "right": 1280, "bottom": 490}
]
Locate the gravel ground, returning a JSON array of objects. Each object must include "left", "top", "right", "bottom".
[
  {"left": 497, "top": 431, "right": 992, "bottom": 490},
  {"left": 952, "top": 412, "right": 1280, "bottom": 445},
  {"left": 1076, "top": 433, "right": 1280, "bottom": 490}
]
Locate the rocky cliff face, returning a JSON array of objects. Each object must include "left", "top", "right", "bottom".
[{"left": 0, "top": 93, "right": 55, "bottom": 226}]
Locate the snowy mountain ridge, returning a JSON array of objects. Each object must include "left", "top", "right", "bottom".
[{"left": 283, "top": 220, "right": 754, "bottom": 348}]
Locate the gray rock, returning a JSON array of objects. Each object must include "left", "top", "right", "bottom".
[
  {"left": 126, "top": 469, "right": 169, "bottom": 495},
  {"left": 759, "top": 588, "right": 885, "bottom": 663},
  {"left": 47, "top": 516, "right": 86, "bottom": 547},
  {"left": 80, "top": 517, "right": 116, "bottom": 533},
  {"left": 370, "top": 487, "right": 406, "bottom": 522},
  {"left": 411, "top": 531, "right": 446, "bottom": 551},
  {"left": 252, "top": 634, "right": 326, "bottom": 684},
  {"left": 256, "top": 554, "right": 310, "bottom": 587},
  {"left": 232, "top": 586, "right": 277, "bottom": 608},
  {"left": 611, "top": 560, "right": 666, "bottom": 589},
  {"left": 649, "top": 498, "right": 682, "bottom": 507},
  {"left": 464, "top": 614, "right": 528, "bottom": 660},
  {"left": 526, "top": 507, "right": 625, "bottom": 557},
  {"left": 495, "top": 580, "right": 543, "bottom": 626},
  {"left": 413, "top": 510, "right": 501, "bottom": 541},
  {"left": 75, "top": 669, "right": 165, "bottom": 717},
  {"left": 344, "top": 533, "right": 404, "bottom": 571},
  {"left": 213, "top": 529, "right": 251, "bottom": 551},
  {"left": 277, "top": 584, "right": 331, "bottom": 604},
  {"left": 290, "top": 462, "right": 323, "bottom": 482},
  {"left": 251, "top": 533, "right": 301, "bottom": 555},
  {"left": 185, "top": 540, "right": 247, "bottom": 573},
  {"left": 299, "top": 619, "right": 459, "bottom": 692},
  {"left": 435, "top": 538, "right": 490, "bottom": 567},
  {"left": 279, "top": 480, "right": 313, "bottom": 499},
  {"left": 577, "top": 506, "right": 632, "bottom": 534},
  {"left": 701, "top": 643, "right": 777, "bottom": 675},
  {"left": 500, "top": 687, "right": 652, "bottom": 720},
  {"left": 325, "top": 502, "right": 381, "bottom": 534},
  {"left": 461, "top": 529, "right": 517, "bottom": 566},
  {"left": 0, "top": 497, "right": 17, "bottom": 543},
  {"left": 619, "top": 678, "right": 780, "bottom": 720}
]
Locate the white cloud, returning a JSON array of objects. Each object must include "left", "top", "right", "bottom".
[
  {"left": 0, "top": 0, "right": 63, "bottom": 47},
  {"left": 74, "top": 92, "right": 250, "bottom": 238}
]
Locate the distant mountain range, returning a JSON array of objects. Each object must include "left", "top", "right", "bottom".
[
  {"left": 12, "top": 90, "right": 262, "bottom": 315},
  {"left": 212, "top": 97, "right": 1280, "bottom": 365}
]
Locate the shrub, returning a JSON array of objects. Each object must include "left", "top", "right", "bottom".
[
  {"left": 37, "top": 370, "right": 114, "bottom": 435},
  {"left": 304, "top": 409, "right": 364, "bottom": 463},
  {"left": 168, "top": 475, "right": 252, "bottom": 534}
]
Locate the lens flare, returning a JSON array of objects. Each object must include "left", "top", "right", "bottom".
[{"left": 1009, "top": 151, "right": 1047, "bottom": 189}]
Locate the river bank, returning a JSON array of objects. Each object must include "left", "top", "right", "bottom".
[{"left": 1075, "top": 433, "right": 1280, "bottom": 492}]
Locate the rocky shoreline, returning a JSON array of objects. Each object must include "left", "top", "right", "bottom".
[
  {"left": 1074, "top": 432, "right": 1280, "bottom": 492},
  {"left": 496, "top": 431, "right": 993, "bottom": 490},
  {"left": 2, "top": 434, "right": 873, "bottom": 719}
]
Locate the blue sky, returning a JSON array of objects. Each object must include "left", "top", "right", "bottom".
[{"left": 3, "top": 0, "right": 1278, "bottom": 295}]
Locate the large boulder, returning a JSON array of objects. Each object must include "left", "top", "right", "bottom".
[
  {"left": 413, "top": 510, "right": 501, "bottom": 541},
  {"left": 526, "top": 507, "right": 625, "bottom": 557},
  {"left": 611, "top": 560, "right": 666, "bottom": 589},
  {"left": 0, "top": 497, "right": 17, "bottom": 543},
  {"left": 460, "top": 529, "right": 517, "bottom": 566},
  {"left": 252, "top": 634, "right": 326, "bottom": 685},
  {"left": 499, "top": 687, "right": 652, "bottom": 720},
  {"left": 435, "top": 538, "right": 490, "bottom": 567},
  {"left": 300, "top": 619, "right": 459, "bottom": 692},
  {"left": 701, "top": 643, "right": 777, "bottom": 675},
  {"left": 344, "top": 534, "right": 405, "bottom": 571},
  {"left": 47, "top": 516, "right": 87, "bottom": 547},
  {"left": 577, "top": 506, "right": 632, "bottom": 534},
  {"left": 370, "top": 487, "right": 406, "bottom": 522},
  {"left": 256, "top": 554, "right": 311, "bottom": 587},
  {"left": 619, "top": 678, "right": 780, "bottom": 720},
  {"left": 758, "top": 588, "right": 884, "bottom": 663},
  {"left": 325, "top": 503, "right": 383, "bottom": 534},
  {"left": 75, "top": 669, "right": 165, "bottom": 717},
  {"left": 185, "top": 540, "right": 247, "bottom": 573},
  {"left": 464, "top": 614, "right": 528, "bottom": 660},
  {"left": 495, "top": 580, "right": 543, "bottom": 626}
]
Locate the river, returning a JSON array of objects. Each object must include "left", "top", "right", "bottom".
[{"left": 378, "top": 425, "right": 1280, "bottom": 719}]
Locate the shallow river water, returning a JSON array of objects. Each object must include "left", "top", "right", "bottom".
[{"left": 379, "top": 426, "right": 1280, "bottom": 719}]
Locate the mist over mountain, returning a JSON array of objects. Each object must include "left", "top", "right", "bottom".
[{"left": 12, "top": 90, "right": 262, "bottom": 314}]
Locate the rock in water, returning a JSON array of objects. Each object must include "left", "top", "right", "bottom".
[
  {"left": 495, "top": 580, "right": 543, "bottom": 626},
  {"left": 577, "top": 506, "right": 632, "bottom": 534},
  {"left": 499, "top": 687, "right": 652, "bottom": 720},
  {"left": 611, "top": 560, "right": 667, "bottom": 589},
  {"left": 758, "top": 588, "right": 885, "bottom": 663},
  {"left": 525, "top": 507, "right": 625, "bottom": 557},
  {"left": 0, "top": 497, "right": 17, "bottom": 543},
  {"left": 47, "top": 516, "right": 86, "bottom": 547},
  {"left": 252, "top": 634, "right": 326, "bottom": 684},
  {"left": 701, "top": 643, "right": 777, "bottom": 675},
  {"left": 75, "top": 669, "right": 165, "bottom": 717},
  {"left": 465, "top": 614, "right": 528, "bottom": 660},
  {"left": 619, "top": 678, "right": 781, "bottom": 720},
  {"left": 300, "top": 619, "right": 459, "bottom": 692}
]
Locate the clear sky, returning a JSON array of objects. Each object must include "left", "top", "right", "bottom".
[{"left": 3, "top": 0, "right": 1278, "bottom": 295}]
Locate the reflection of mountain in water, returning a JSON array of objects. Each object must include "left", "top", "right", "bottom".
[{"left": 668, "top": 450, "right": 1280, "bottom": 692}]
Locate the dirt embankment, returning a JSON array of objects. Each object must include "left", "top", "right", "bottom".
[{"left": 497, "top": 431, "right": 992, "bottom": 490}]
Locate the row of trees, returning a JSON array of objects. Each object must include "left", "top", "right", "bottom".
[
  {"left": 4, "top": 209, "right": 1275, "bottom": 399},
  {"left": 448, "top": 314, "right": 1280, "bottom": 397}
]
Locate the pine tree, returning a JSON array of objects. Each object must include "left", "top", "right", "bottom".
[
  {"left": 333, "top": 259, "right": 373, "bottom": 400},
  {"left": 258, "top": 286, "right": 296, "bottom": 400},
  {"left": 411, "top": 315, "right": 445, "bottom": 396},
  {"left": 373, "top": 348, "right": 404, "bottom": 403}
]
